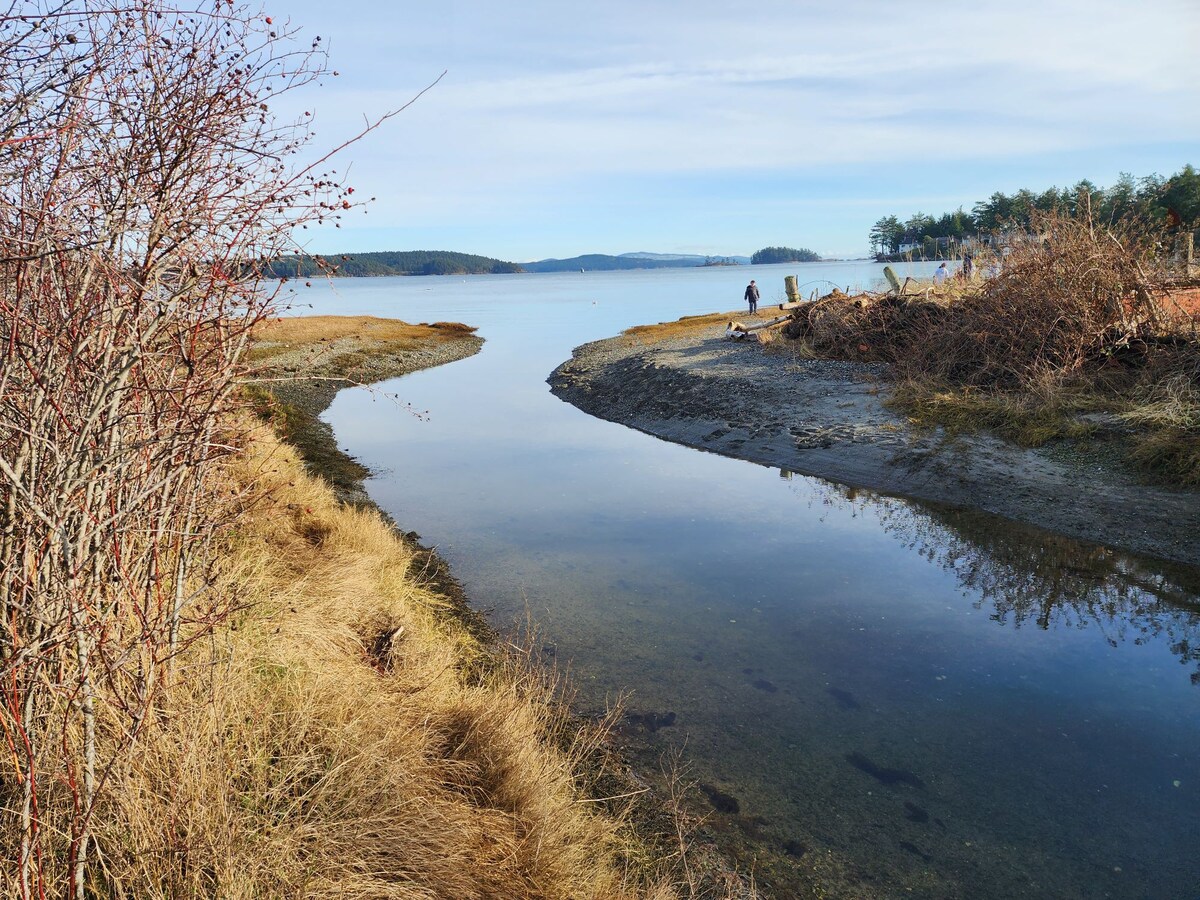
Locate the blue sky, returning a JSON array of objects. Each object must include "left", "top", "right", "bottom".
[{"left": 275, "top": 0, "right": 1199, "bottom": 261}]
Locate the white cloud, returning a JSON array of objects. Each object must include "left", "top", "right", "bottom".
[{"left": 273, "top": 0, "right": 1199, "bottom": 254}]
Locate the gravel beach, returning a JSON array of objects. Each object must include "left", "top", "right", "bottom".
[{"left": 549, "top": 316, "right": 1200, "bottom": 566}]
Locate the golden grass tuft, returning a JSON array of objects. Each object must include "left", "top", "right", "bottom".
[
  {"left": 252, "top": 314, "right": 477, "bottom": 349},
  {"left": 1128, "top": 429, "right": 1200, "bottom": 486},
  {"left": 1120, "top": 375, "right": 1200, "bottom": 483},
  {"left": 1119, "top": 373, "right": 1200, "bottom": 430},
  {"left": 622, "top": 312, "right": 741, "bottom": 342},
  {"left": 888, "top": 377, "right": 1100, "bottom": 446},
  {"left": 247, "top": 315, "right": 479, "bottom": 367},
  {"left": 49, "top": 421, "right": 688, "bottom": 899}
]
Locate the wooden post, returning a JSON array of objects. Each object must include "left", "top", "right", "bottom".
[
  {"left": 1185, "top": 232, "right": 1196, "bottom": 279},
  {"left": 784, "top": 274, "right": 799, "bottom": 301}
]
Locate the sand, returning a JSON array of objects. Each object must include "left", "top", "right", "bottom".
[{"left": 548, "top": 317, "right": 1200, "bottom": 566}]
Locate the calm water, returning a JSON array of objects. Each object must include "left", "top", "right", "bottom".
[{"left": 288, "top": 262, "right": 1200, "bottom": 898}]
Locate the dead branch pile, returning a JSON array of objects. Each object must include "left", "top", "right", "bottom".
[
  {"left": 784, "top": 211, "right": 1195, "bottom": 390},
  {"left": 783, "top": 289, "right": 953, "bottom": 363}
]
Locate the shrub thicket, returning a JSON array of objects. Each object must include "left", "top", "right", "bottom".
[
  {"left": 784, "top": 210, "right": 1200, "bottom": 476},
  {"left": 0, "top": 2, "right": 365, "bottom": 894}
]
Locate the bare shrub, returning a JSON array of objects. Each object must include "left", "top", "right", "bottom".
[
  {"left": 0, "top": 2, "right": 373, "bottom": 895},
  {"left": 903, "top": 211, "right": 1167, "bottom": 387}
]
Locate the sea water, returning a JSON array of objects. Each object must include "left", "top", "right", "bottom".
[{"left": 286, "top": 261, "right": 1200, "bottom": 898}]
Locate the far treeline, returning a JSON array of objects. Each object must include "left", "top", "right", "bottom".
[
  {"left": 266, "top": 250, "right": 524, "bottom": 277},
  {"left": 870, "top": 164, "right": 1200, "bottom": 259},
  {"left": 750, "top": 246, "right": 820, "bottom": 264},
  {"left": 266, "top": 247, "right": 827, "bottom": 278}
]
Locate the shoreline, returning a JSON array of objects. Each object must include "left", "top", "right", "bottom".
[
  {"left": 548, "top": 315, "right": 1200, "bottom": 567},
  {"left": 249, "top": 316, "right": 758, "bottom": 897},
  {"left": 250, "top": 315, "right": 485, "bottom": 504},
  {"left": 250, "top": 317, "right": 496, "bottom": 640}
]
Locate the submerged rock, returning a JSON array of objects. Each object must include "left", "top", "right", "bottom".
[
  {"left": 827, "top": 686, "right": 861, "bottom": 710},
  {"left": 844, "top": 751, "right": 925, "bottom": 789},
  {"left": 700, "top": 783, "right": 741, "bottom": 815}
]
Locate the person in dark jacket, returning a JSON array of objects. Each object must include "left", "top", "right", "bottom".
[{"left": 744, "top": 279, "right": 760, "bottom": 313}]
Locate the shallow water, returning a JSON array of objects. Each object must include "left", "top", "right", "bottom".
[{"left": 292, "top": 262, "right": 1200, "bottom": 898}]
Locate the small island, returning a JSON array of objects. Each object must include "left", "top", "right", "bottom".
[{"left": 750, "top": 246, "right": 821, "bottom": 264}]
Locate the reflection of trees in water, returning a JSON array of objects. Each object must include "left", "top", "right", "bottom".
[{"left": 794, "top": 476, "right": 1200, "bottom": 684}]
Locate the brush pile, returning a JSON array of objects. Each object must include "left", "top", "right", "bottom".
[{"left": 783, "top": 211, "right": 1197, "bottom": 392}]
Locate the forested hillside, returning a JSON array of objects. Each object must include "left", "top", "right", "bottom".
[
  {"left": 266, "top": 250, "right": 524, "bottom": 277},
  {"left": 750, "top": 246, "right": 821, "bottom": 264}
]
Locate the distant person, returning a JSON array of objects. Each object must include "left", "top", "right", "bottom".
[
  {"left": 744, "top": 279, "right": 760, "bottom": 313},
  {"left": 962, "top": 252, "right": 974, "bottom": 280},
  {"left": 932, "top": 262, "right": 949, "bottom": 285}
]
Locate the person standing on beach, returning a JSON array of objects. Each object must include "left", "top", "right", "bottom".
[{"left": 744, "top": 279, "right": 760, "bottom": 313}]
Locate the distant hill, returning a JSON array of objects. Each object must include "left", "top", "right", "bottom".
[
  {"left": 261, "top": 248, "right": 761, "bottom": 277},
  {"left": 522, "top": 252, "right": 750, "bottom": 273},
  {"left": 618, "top": 251, "right": 753, "bottom": 264},
  {"left": 264, "top": 250, "right": 523, "bottom": 277}
]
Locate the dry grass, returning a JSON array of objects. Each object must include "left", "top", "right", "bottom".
[
  {"left": 622, "top": 311, "right": 747, "bottom": 342},
  {"left": 248, "top": 315, "right": 477, "bottom": 364},
  {"left": 1128, "top": 429, "right": 1200, "bottom": 486},
  {"left": 889, "top": 378, "right": 1102, "bottom": 446},
  {"left": 7, "top": 420, "right": 724, "bottom": 899},
  {"left": 1121, "top": 374, "right": 1200, "bottom": 484},
  {"left": 1119, "top": 373, "right": 1200, "bottom": 430},
  {"left": 253, "top": 314, "right": 476, "bottom": 349}
]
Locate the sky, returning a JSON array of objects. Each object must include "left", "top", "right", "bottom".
[{"left": 272, "top": 0, "right": 1200, "bottom": 262}]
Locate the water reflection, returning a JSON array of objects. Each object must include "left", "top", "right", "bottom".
[
  {"left": 808, "top": 477, "right": 1200, "bottom": 683},
  {"left": 635, "top": 474, "right": 1200, "bottom": 897},
  {"left": 311, "top": 269, "right": 1200, "bottom": 898}
]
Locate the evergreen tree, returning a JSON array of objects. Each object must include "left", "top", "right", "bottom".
[{"left": 751, "top": 246, "right": 820, "bottom": 264}]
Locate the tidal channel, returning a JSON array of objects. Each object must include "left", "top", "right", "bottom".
[{"left": 294, "top": 263, "right": 1200, "bottom": 898}]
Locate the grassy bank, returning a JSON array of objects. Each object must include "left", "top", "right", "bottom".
[
  {"left": 2, "top": 314, "right": 756, "bottom": 897},
  {"left": 239, "top": 318, "right": 755, "bottom": 898},
  {"left": 82, "top": 421, "right": 656, "bottom": 897}
]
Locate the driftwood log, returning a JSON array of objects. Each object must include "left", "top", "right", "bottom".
[{"left": 726, "top": 314, "right": 793, "bottom": 340}]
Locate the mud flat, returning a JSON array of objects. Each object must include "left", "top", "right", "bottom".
[{"left": 548, "top": 316, "right": 1200, "bottom": 566}]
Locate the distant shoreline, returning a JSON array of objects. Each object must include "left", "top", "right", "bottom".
[
  {"left": 274, "top": 258, "right": 889, "bottom": 278},
  {"left": 265, "top": 249, "right": 888, "bottom": 278}
]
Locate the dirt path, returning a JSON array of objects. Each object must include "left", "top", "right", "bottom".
[{"left": 549, "top": 316, "right": 1200, "bottom": 566}]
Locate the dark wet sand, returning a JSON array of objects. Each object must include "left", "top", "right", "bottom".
[{"left": 548, "top": 317, "right": 1200, "bottom": 566}]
